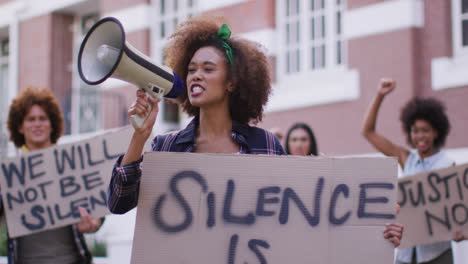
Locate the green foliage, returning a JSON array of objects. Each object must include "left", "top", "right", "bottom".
[
  {"left": 89, "top": 238, "right": 107, "bottom": 257},
  {"left": 0, "top": 220, "right": 7, "bottom": 256}
]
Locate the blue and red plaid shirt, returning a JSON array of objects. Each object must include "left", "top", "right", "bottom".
[{"left": 107, "top": 116, "right": 286, "bottom": 214}]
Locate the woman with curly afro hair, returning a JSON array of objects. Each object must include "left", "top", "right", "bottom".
[
  {"left": 362, "top": 78, "right": 464, "bottom": 264},
  {"left": 108, "top": 15, "right": 403, "bottom": 250},
  {"left": 3, "top": 87, "right": 103, "bottom": 264},
  {"left": 108, "top": 15, "right": 285, "bottom": 215},
  {"left": 7, "top": 86, "right": 64, "bottom": 151}
]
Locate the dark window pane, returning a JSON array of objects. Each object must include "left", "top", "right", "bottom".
[
  {"left": 312, "top": 47, "right": 316, "bottom": 69},
  {"left": 462, "top": 0, "right": 468, "bottom": 14},
  {"left": 311, "top": 18, "right": 315, "bottom": 40},
  {"left": 322, "top": 45, "right": 326, "bottom": 67},
  {"left": 311, "top": 0, "right": 314, "bottom": 10},
  {"left": 1, "top": 38, "right": 9, "bottom": 56},
  {"left": 81, "top": 13, "right": 99, "bottom": 35},
  {"left": 296, "top": 21, "right": 300, "bottom": 42},
  {"left": 321, "top": 0, "right": 325, "bottom": 9},
  {"left": 160, "top": 21, "right": 165, "bottom": 38},
  {"left": 322, "top": 15, "right": 326, "bottom": 37},
  {"left": 297, "top": 49, "right": 301, "bottom": 72},
  {"left": 337, "top": 41, "right": 342, "bottom": 64},
  {"left": 296, "top": 0, "right": 300, "bottom": 14},
  {"left": 164, "top": 100, "right": 179, "bottom": 123},
  {"left": 336, "top": 11, "right": 341, "bottom": 34},
  {"left": 174, "top": 18, "right": 178, "bottom": 30},
  {"left": 160, "top": 0, "right": 165, "bottom": 15},
  {"left": 286, "top": 51, "right": 290, "bottom": 73},
  {"left": 463, "top": 20, "right": 468, "bottom": 46},
  {"left": 287, "top": 0, "right": 290, "bottom": 16},
  {"left": 286, "top": 23, "right": 290, "bottom": 44}
]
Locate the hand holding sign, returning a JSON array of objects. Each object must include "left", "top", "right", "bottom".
[
  {"left": 453, "top": 228, "right": 467, "bottom": 242},
  {"left": 77, "top": 206, "right": 102, "bottom": 233},
  {"left": 384, "top": 222, "right": 404, "bottom": 247}
]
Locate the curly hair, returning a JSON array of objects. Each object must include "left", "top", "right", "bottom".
[
  {"left": 164, "top": 15, "right": 271, "bottom": 124},
  {"left": 285, "top": 123, "right": 318, "bottom": 156},
  {"left": 7, "top": 86, "right": 64, "bottom": 148},
  {"left": 400, "top": 97, "right": 450, "bottom": 149}
]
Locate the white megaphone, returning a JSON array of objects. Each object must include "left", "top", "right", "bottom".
[{"left": 77, "top": 17, "right": 184, "bottom": 128}]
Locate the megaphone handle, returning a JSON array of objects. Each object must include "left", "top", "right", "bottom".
[
  {"left": 130, "top": 102, "right": 151, "bottom": 129},
  {"left": 130, "top": 84, "right": 164, "bottom": 129}
]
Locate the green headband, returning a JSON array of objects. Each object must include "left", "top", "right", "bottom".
[{"left": 214, "top": 24, "right": 233, "bottom": 64}]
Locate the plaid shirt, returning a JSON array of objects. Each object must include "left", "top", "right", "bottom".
[{"left": 108, "top": 116, "right": 286, "bottom": 214}]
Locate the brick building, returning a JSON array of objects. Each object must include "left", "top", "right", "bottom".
[
  {"left": 0, "top": 0, "right": 467, "bottom": 263},
  {"left": 0, "top": 0, "right": 466, "bottom": 158}
]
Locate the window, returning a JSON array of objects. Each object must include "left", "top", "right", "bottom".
[
  {"left": 432, "top": 0, "right": 468, "bottom": 90},
  {"left": 158, "top": 0, "right": 194, "bottom": 41},
  {"left": 453, "top": 0, "right": 468, "bottom": 56},
  {"left": 271, "top": 0, "right": 357, "bottom": 111},
  {"left": 285, "top": 0, "right": 301, "bottom": 73},
  {"left": 78, "top": 13, "right": 101, "bottom": 133},
  {"left": 0, "top": 38, "right": 9, "bottom": 158},
  {"left": 281, "top": 0, "right": 346, "bottom": 74},
  {"left": 154, "top": 0, "right": 197, "bottom": 126}
]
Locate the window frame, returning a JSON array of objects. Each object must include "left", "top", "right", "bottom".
[
  {"left": 270, "top": 0, "right": 357, "bottom": 112},
  {"left": 0, "top": 51, "right": 9, "bottom": 158},
  {"left": 278, "top": 0, "right": 347, "bottom": 77},
  {"left": 452, "top": 0, "right": 468, "bottom": 57}
]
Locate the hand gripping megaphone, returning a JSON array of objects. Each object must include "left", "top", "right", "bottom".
[{"left": 77, "top": 17, "right": 184, "bottom": 128}]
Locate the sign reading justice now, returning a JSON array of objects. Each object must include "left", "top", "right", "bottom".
[
  {"left": 131, "top": 153, "right": 398, "bottom": 264},
  {"left": 397, "top": 163, "right": 468, "bottom": 248},
  {"left": 0, "top": 126, "right": 134, "bottom": 238}
]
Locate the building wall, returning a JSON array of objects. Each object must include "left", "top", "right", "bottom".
[
  {"left": 206, "top": 0, "right": 275, "bottom": 34},
  {"left": 18, "top": 14, "right": 54, "bottom": 91},
  {"left": 2, "top": 1, "right": 468, "bottom": 264},
  {"left": 260, "top": 0, "right": 468, "bottom": 155},
  {"left": 261, "top": 27, "right": 422, "bottom": 155},
  {"left": 348, "top": 0, "right": 386, "bottom": 9},
  {"left": 100, "top": 0, "right": 150, "bottom": 14},
  {"left": 418, "top": 0, "right": 468, "bottom": 149}
]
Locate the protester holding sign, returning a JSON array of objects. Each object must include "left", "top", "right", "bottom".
[
  {"left": 0, "top": 87, "right": 103, "bottom": 264},
  {"left": 362, "top": 78, "right": 465, "bottom": 264},
  {"left": 107, "top": 15, "right": 402, "bottom": 248}
]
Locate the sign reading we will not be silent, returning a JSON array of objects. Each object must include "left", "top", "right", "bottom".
[
  {"left": 0, "top": 126, "right": 135, "bottom": 238},
  {"left": 132, "top": 153, "right": 398, "bottom": 264},
  {"left": 397, "top": 162, "right": 468, "bottom": 248}
]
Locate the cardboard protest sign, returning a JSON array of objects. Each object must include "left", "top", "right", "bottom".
[
  {"left": 131, "top": 153, "right": 397, "bottom": 264},
  {"left": 397, "top": 163, "right": 468, "bottom": 248},
  {"left": 0, "top": 126, "right": 134, "bottom": 238}
]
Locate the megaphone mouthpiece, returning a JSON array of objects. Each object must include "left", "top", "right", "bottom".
[{"left": 77, "top": 16, "right": 185, "bottom": 128}]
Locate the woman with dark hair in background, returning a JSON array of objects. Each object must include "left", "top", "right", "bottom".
[
  {"left": 362, "top": 78, "right": 466, "bottom": 264},
  {"left": 285, "top": 122, "right": 318, "bottom": 156}
]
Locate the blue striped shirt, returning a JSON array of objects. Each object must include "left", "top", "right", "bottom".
[
  {"left": 396, "top": 150, "right": 455, "bottom": 263},
  {"left": 107, "top": 116, "right": 286, "bottom": 214}
]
